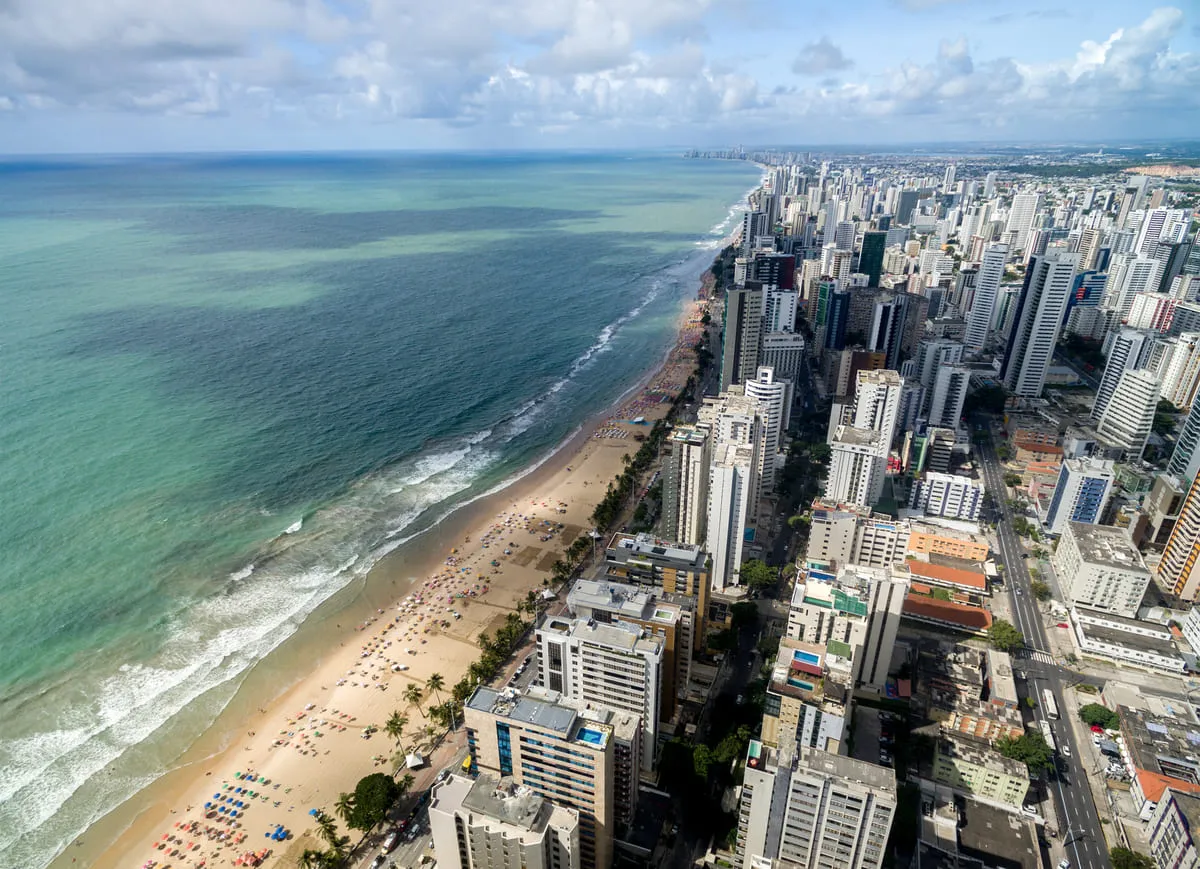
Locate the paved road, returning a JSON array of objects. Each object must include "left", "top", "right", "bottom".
[{"left": 976, "top": 429, "right": 1111, "bottom": 869}]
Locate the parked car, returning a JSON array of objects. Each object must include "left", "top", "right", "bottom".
[
  {"left": 382, "top": 832, "right": 400, "bottom": 853},
  {"left": 1056, "top": 623, "right": 1069, "bottom": 628},
  {"left": 1058, "top": 860, "right": 1071, "bottom": 869},
  {"left": 371, "top": 856, "right": 386, "bottom": 869},
  {"left": 1021, "top": 805, "right": 1037, "bottom": 817}
]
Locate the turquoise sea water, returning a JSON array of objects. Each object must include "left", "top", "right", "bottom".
[{"left": 0, "top": 152, "right": 761, "bottom": 867}]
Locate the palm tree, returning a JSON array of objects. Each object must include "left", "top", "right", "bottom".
[
  {"left": 327, "top": 834, "right": 352, "bottom": 861},
  {"left": 397, "top": 773, "right": 415, "bottom": 796},
  {"left": 299, "top": 849, "right": 327, "bottom": 869},
  {"left": 426, "top": 673, "right": 445, "bottom": 706},
  {"left": 385, "top": 712, "right": 408, "bottom": 751},
  {"left": 332, "top": 795, "right": 355, "bottom": 829},
  {"left": 403, "top": 683, "right": 424, "bottom": 718}
]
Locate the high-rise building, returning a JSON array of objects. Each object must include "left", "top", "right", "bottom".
[
  {"left": 566, "top": 578, "right": 694, "bottom": 720},
  {"left": 826, "top": 426, "right": 886, "bottom": 508},
  {"left": 740, "top": 211, "right": 771, "bottom": 257},
  {"left": 603, "top": 532, "right": 709, "bottom": 631},
  {"left": 964, "top": 242, "right": 1008, "bottom": 351},
  {"left": 896, "top": 190, "right": 920, "bottom": 226},
  {"left": 1095, "top": 367, "right": 1159, "bottom": 457},
  {"left": 760, "top": 331, "right": 806, "bottom": 382},
  {"left": 1052, "top": 522, "right": 1151, "bottom": 619},
  {"left": 909, "top": 472, "right": 984, "bottom": 521},
  {"left": 1158, "top": 474, "right": 1200, "bottom": 602},
  {"left": 913, "top": 339, "right": 964, "bottom": 391},
  {"left": 927, "top": 365, "right": 971, "bottom": 430},
  {"left": 429, "top": 774, "right": 582, "bottom": 869},
  {"left": 1092, "top": 328, "right": 1153, "bottom": 421},
  {"left": 759, "top": 635, "right": 853, "bottom": 750},
  {"left": 659, "top": 426, "right": 710, "bottom": 546},
  {"left": 1000, "top": 250, "right": 1078, "bottom": 397},
  {"left": 466, "top": 687, "right": 633, "bottom": 869},
  {"left": 1102, "top": 253, "right": 1166, "bottom": 318},
  {"left": 736, "top": 742, "right": 896, "bottom": 869},
  {"left": 859, "top": 230, "right": 887, "bottom": 286},
  {"left": 1005, "top": 192, "right": 1043, "bottom": 251},
  {"left": 764, "top": 287, "right": 799, "bottom": 332},
  {"left": 707, "top": 441, "right": 755, "bottom": 591},
  {"left": 1045, "top": 457, "right": 1116, "bottom": 536},
  {"left": 1148, "top": 788, "right": 1200, "bottom": 869},
  {"left": 851, "top": 369, "right": 903, "bottom": 444},
  {"left": 720, "top": 286, "right": 764, "bottom": 389},
  {"left": 744, "top": 366, "right": 791, "bottom": 504},
  {"left": 983, "top": 171, "right": 998, "bottom": 198},
  {"left": 1169, "top": 390, "right": 1200, "bottom": 484},
  {"left": 535, "top": 617, "right": 663, "bottom": 771}
]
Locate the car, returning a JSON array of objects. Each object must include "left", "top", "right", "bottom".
[
  {"left": 1056, "top": 622, "right": 1069, "bottom": 628},
  {"left": 1015, "top": 588, "right": 1022, "bottom": 595},
  {"left": 371, "top": 857, "right": 386, "bottom": 869},
  {"left": 1058, "top": 860, "right": 1071, "bottom": 869},
  {"left": 383, "top": 832, "right": 400, "bottom": 853},
  {"left": 1021, "top": 805, "right": 1038, "bottom": 817},
  {"left": 1061, "top": 745, "right": 1071, "bottom": 758}
]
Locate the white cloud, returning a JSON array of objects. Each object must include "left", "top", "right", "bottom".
[{"left": 0, "top": 1, "right": 1195, "bottom": 145}]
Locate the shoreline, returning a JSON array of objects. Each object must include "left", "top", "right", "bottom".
[{"left": 62, "top": 247, "right": 726, "bottom": 869}]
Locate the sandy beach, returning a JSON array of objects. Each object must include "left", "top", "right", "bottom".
[{"left": 70, "top": 289, "right": 713, "bottom": 869}]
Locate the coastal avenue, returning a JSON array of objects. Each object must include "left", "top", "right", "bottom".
[{"left": 976, "top": 426, "right": 1110, "bottom": 869}]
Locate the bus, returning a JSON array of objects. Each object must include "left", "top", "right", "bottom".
[
  {"left": 1039, "top": 720, "right": 1057, "bottom": 753},
  {"left": 1041, "top": 688, "right": 1059, "bottom": 720}
]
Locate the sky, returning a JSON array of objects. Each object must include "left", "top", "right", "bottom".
[{"left": 0, "top": 0, "right": 1197, "bottom": 153}]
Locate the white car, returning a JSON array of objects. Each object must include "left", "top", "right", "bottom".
[
  {"left": 1058, "top": 860, "right": 1071, "bottom": 869},
  {"left": 382, "top": 831, "right": 399, "bottom": 853}
]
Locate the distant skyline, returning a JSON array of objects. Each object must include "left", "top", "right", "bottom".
[{"left": 0, "top": 0, "right": 1197, "bottom": 154}]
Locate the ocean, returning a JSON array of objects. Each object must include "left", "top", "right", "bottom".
[{"left": 0, "top": 151, "right": 761, "bottom": 868}]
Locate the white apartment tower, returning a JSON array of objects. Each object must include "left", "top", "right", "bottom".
[
  {"left": 851, "top": 369, "right": 904, "bottom": 446},
  {"left": 964, "top": 242, "right": 1008, "bottom": 351},
  {"left": 1095, "top": 368, "right": 1159, "bottom": 457},
  {"left": 737, "top": 742, "right": 896, "bottom": 869},
  {"left": 708, "top": 442, "right": 755, "bottom": 592},
  {"left": 1005, "top": 192, "right": 1043, "bottom": 251},
  {"left": 826, "top": 426, "right": 886, "bottom": 508},
  {"left": 1103, "top": 254, "right": 1166, "bottom": 319},
  {"left": 927, "top": 365, "right": 971, "bottom": 430},
  {"left": 429, "top": 775, "right": 582, "bottom": 869},
  {"left": 1092, "top": 328, "right": 1152, "bottom": 421},
  {"left": 535, "top": 617, "right": 663, "bottom": 771},
  {"left": 660, "top": 426, "right": 711, "bottom": 546},
  {"left": 744, "top": 366, "right": 791, "bottom": 505},
  {"left": 1053, "top": 522, "right": 1152, "bottom": 619},
  {"left": 1000, "top": 250, "right": 1078, "bottom": 397}
]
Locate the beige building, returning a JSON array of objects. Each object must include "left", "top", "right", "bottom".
[
  {"left": 932, "top": 735, "right": 1029, "bottom": 808},
  {"left": 1053, "top": 522, "right": 1151, "bottom": 618},
  {"left": 429, "top": 773, "right": 581, "bottom": 869},
  {"left": 465, "top": 687, "right": 639, "bottom": 869},
  {"left": 603, "top": 532, "right": 708, "bottom": 644},
  {"left": 1149, "top": 788, "right": 1200, "bottom": 869},
  {"left": 760, "top": 637, "right": 851, "bottom": 752}
]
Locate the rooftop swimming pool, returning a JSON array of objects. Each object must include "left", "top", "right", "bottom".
[
  {"left": 578, "top": 727, "right": 605, "bottom": 745},
  {"left": 792, "top": 650, "right": 820, "bottom": 666}
]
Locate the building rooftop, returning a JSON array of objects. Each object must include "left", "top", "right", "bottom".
[
  {"left": 566, "top": 579, "right": 683, "bottom": 626},
  {"left": 1066, "top": 523, "right": 1149, "bottom": 573},
  {"left": 540, "top": 615, "right": 663, "bottom": 657},
  {"left": 1118, "top": 704, "right": 1200, "bottom": 797},
  {"left": 957, "top": 798, "right": 1041, "bottom": 869},
  {"left": 799, "top": 745, "right": 897, "bottom": 794},
  {"left": 667, "top": 426, "right": 709, "bottom": 446},
  {"left": 833, "top": 425, "right": 881, "bottom": 447},
  {"left": 938, "top": 734, "right": 1027, "bottom": 779},
  {"left": 461, "top": 774, "right": 549, "bottom": 831},
  {"left": 906, "top": 560, "right": 988, "bottom": 591},
  {"left": 607, "top": 532, "right": 706, "bottom": 569},
  {"left": 1165, "top": 789, "right": 1200, "bottom": 832},
  {"left": 903, "top": 595, "right": 993, "bottom": 632}
]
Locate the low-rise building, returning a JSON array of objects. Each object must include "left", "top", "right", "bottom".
[
  {"left": 1117, "top": 704, "right": 1200, "bottom": 821},
  {"left": 1071, "top": 608, "right": 1186, "bottom": 674},
  {"left": 902, "top": 595, "right": 993, "bottom": 636},
  {"left": 1053, "top": 522, "right": 1152, "bottom": 618},
  {"left": 932, "top": 734, "right": 1029, "bottom": 808},
  {"left": 429, "top": 774, "right": 581, "bottom": 869}
]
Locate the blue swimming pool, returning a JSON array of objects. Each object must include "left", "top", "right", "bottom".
[
  {"left": 578, "top": 728, "right": 605, "bottom": 745},
  {"left": 793, "top": 650, "right": 820, "bottom": 666}
]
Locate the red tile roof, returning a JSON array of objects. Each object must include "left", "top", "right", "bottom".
[
  {"left": 907, "top": 560, "right": 988, "bottom": 591},
  {"left": 902, "top": 595, "right": 993, "bottom": 632}
]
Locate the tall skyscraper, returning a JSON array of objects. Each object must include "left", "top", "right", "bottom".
[
  {"left": 1095, "top": 368, "right": 1159, "bottom": 457},
  {"left": 720, "top": 286, "right": 764, "bottom": 389},
  {"left": 1000, "top": 250, "right": 1078, "bottom": 397},
  {"left": 660, "top": 426, "right": 711, "bottom": 546},
  {"left": 707, "top": 441, "right": 756, "bottom": 591},
  {"left": 826, "top": 426, "right": 886, "bottom": 507},
  {"left": 737, "top": 742, "right": 896, "bottom": 869},
  {"left": 744, "top": 366, "right": 791, "bottom": 504},
  {"left": 1168, "top": 390, "right": 1200, "bottom": 484},
  {"left": 964, "top": 242, "right": 1008, "bottom": 351},
  {"left": 1158, "top": 473, "right": 1200, "bottom": 602},
  {"left": 927, "top": 365, "right": 971, "bottom": 430},
  {"left": 983, "top": 171, "right": 998, "bottom": 198},
  {"left": 466, "top": 688, "right": 633, "bottom": 869},
  {"left": 851, "top": 368, "right": 904, "bottom": 444},
  {"left": 914, "top": 339, "right": 964, "bottom": 391},
  {"left": 896, "top": 190, "right": 919, "bottom": 226},
  {"left": 1005, "top": 192, "right": 1043, "bottom": 251},
  {"left": 534, "top": 617, "right": 663, "bottom": 771},
  {"left": 1045, "top": 457, "right": 1116, "bottom": 536},
  {"left": 1102, "top": 253, "right": 1166, "bottom": 319},
  {"left": 859, "top": 230, "right": 887, "bottom": 286},
  {"left": 1091, "top": 328, "right": 1152, "bottom": 421}
]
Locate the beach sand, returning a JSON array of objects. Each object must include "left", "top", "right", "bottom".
[{"left": 70, "top": 293, "right": 712, "bottom": 869}]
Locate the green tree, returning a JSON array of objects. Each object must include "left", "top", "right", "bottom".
[
  {"left": 1003, "top": 472, "right": 1022, "bottom": 487},
  {"left": 332, "top": 794, "right": 354, "bottom": 828},
  {"left": 693, "top": 744, "right": 713, "bottom": 778},
  {"left": 931, "top": 588, "right": 952, "bottom": 601},
  {"left": 1079, "top": 703, "right": 1119, "bottom": 730},
  {"left": 1110, "top": 848, "right": 1155, "bottom": 869},
  {"left": 299, "top": 849, "right": 332, "bottom": 869},
  {"left": 995, "top": 731, "right": 1055, "bottom": 772},
  {"left": 404, "top": 684, "right": 424, "bottom": 718},
  {"left": 987, "top": 619, "right": 1025, "bottom": 653},
  {"left": 964, "top": 384, "right": 1007, "bottom": 415},
  {"left": 730, "top": 601, "right": 759, "bottom": 629},
  {"left": 426, "top": 673, "right": 445, "bottom": 706},
  {"left": 385, "top": 711, "right": 408, "bottom": 750},
  {"left": 346, "top": 772, "right": 402, "bottom": 832},
  {"left": 740, "top": 559, "right": 777, "bottom": 590},
  {"left": 1030, "top": 579, "right": 1051, "bottom": 601}
]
